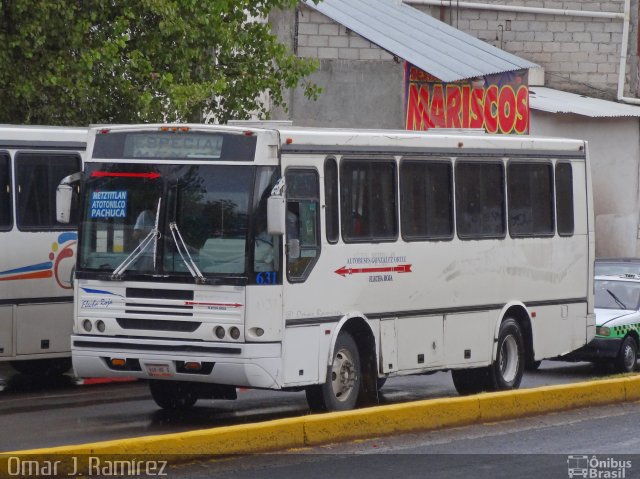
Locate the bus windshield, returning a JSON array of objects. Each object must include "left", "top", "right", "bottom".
[{"left": 79, "top": 163, "right": 277, "bottom": 278}]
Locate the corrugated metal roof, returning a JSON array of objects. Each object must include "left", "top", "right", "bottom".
[
  {"left": 303, "top": 0, "right": 537, "bottom": 82},
  {"left": 530, "top": 87, "right": 640, "bottom": 118}
]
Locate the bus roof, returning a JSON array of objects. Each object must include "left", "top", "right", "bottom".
[
  {"left": 0, "top": 124, "right": 88, "bottom": 145},
  {"left": 87, "top": 123, "right": 586, "bottom": 156}
]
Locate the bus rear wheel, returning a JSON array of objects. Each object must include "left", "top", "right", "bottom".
[
  {"left": 306, "top": 332, "right": 361, "bottom": 412},
  {"left": 487, "top": 318, "right": 525, "bottom": 391},
  {"left": 149, "top": 380, "right": 198, "bottom": 410}
]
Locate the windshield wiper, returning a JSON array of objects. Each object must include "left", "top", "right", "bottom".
[
  {"left": 169, "top": 222, "right": 205, "bottom": 283},
  {"left": 606, "top": 289, "right": 627, "bottom": 309},
  {"left": 111, "top": 198, "right": 162, "bottom": 280}
]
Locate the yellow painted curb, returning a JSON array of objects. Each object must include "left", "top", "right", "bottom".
[
  {"left": 303, "top": 395, "right": 480, "bottom": 446},
  {"left": 1, "top": 374, "right": 639, "bottom": 476}
]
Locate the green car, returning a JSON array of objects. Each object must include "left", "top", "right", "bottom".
[{"left": 566, "top": 274, "right": 640, "bottom": 373}]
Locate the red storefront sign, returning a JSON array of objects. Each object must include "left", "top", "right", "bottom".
[{"left": 405, "top": 63, "right": 530, "bottom": 134}]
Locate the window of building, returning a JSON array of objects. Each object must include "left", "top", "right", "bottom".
[
  {"left": 455, "top": 161, "right": 505, "bottom": 239},
  {"left": 324, "top": 157, "right": 339, "bottom": 244},
  {"left": 16, "top": 152, "right": 81, "bottom": 230},
  {"left": 400, "top": 160, "right": 453, "bottom": 240},
  {"left": 555, "top": 162, "right": 574, "bottom": 236},
  {"left": 341, "top": 159, "right": 397, "bottom": 242},
  {"left": 508, "top": 162, "right": 554, "bottom": 237}
]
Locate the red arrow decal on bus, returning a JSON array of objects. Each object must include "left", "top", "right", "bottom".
[
  {"left": 185, "top": 301, "right": 243, "bottom": 308},
  {"left": 334, "top": 264, "right": 412, "bottom": 277},
  {"left": 91, "top": 171, "right": 161, "bottom": 179}
]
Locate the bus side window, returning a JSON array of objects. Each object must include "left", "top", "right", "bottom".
[
  {"left": 285, "top": 169, "right": 320, "bottom": 282},
  {"left": 556, "top": 162, "right": 574, "bottom": 236},
  {"left": 16, "top": 152, "right": 81, "bottom": 230},
  {"left": 341, "top": 159, "right": 397, "bottom": 242},
  {"left": 0, "top": 152, "right": 11, "bottom": 230},
  {"left": 324, "top": 157, "right": 339, "bottom": 244}
]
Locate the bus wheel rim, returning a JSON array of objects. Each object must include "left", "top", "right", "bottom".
[
  {"left": 331, "top": 347, "right": 356, "bottom": 402},
  {"left": 499, "top": 335, "right": 519, "bottom": 383}
]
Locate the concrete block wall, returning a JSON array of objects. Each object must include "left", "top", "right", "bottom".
[
  {"left": 292, "top": 1, "right": 636, "bottom": 101},
  {"left": 412, "top": 1, "right": 631, "bottom": 99},
  {"left": 296, "top": 7, "right": 395, "bottom": 61}
]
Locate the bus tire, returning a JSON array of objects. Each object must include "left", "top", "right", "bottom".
[
  {"left": 305, "top": 332, "right": 361, "bottom": 412},
  {"left": 487, "top": 318, "right": 525, "bottom": 391},
  {"left": 525, "top": 360, "right": 542, "bottom": 371},
  {"left": 451, "top": 368, "right": 489, "bottom": 395},
  {"left": 149, "top": 380, "right": 198, "bottom": 410},
  {"left": 10, "top": 358, "right": 72, "bottom": 376},
  {"left": 615, "top": 335, "right": 637, "bottom": 373}
]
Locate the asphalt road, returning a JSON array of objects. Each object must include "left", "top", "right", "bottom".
[
  {"left": 169, "top": 402, "right": 640, "bottom": 479},
  {"left": 0, "top": 360, "right": 620, "bottom": 452}
]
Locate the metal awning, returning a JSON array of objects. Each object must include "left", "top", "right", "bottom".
[
  {"left": 530, "top": 87, "right": 640, "bottom": 118},
  {"left": 303, "top": 0, "right": 538, "bottom": 82}
]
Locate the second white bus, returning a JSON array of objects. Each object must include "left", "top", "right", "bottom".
[
  {"left": 1, "top": 125, "right": 85, "bottom": 375},
  {"left": 65, "top": 124, "right": 595, "bottom": 410}
]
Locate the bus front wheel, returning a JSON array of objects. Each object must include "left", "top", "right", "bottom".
[
  {"left": 487, "top": 318, "right": 525, "bottom": 391},
  {"left": 306, "top": 332, "right": 361, "bottom": 412},
  {"left": 149, "top": 380, "right": 198, "bottom": 410},
  {"left": 451, "top": 368, "right": 489, "bottom": 395}
]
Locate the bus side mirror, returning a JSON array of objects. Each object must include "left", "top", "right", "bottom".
[
  {"left": 56, "top": 171, "right": 83, "bottom": 224},
  {"left": 56, "top": 184, "right": 73, "bottom": 224},
  {"left": 267, "top": 195, "right": 286, "bottom": 235}
]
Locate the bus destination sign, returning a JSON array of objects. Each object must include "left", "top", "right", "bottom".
[{"left": 124, "top": 133, "right": 223, "bottom": 159}]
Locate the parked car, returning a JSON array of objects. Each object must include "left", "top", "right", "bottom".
[
  {"left": 566, "top": 274, "right": 640, "bottom": 372},
  {"left": 595, "top": 257, "right": 640, "bottom": 276}
]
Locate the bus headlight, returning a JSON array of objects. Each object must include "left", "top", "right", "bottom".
[
  {"left": 596, "top": 326, "right": 611, "bottom": 337},
  {"left": 214, "top": 326, "right": 225, "bottom": 339},
  {"left": 96, "top": 320, "right": 105, "bottom": 333},
  {"left": 82, "top": 319, "right": 92, "bottom": 332},
  {"left": 229, "top": 327, "right": 240, "bottom": 340}
]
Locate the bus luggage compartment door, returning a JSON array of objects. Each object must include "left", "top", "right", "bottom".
[
  {"left": 16, "top": 303, "right": 72, "bottom": 355},
  {"left": 0, "top": 306, "right": 12, "bottom": 357},
  {"left": 380, "top": 318, "right": 398, "bottom": 373}
]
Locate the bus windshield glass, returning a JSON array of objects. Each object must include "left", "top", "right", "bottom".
[{"left": 78, "top": 163, "right": 275, "bottom": 277}]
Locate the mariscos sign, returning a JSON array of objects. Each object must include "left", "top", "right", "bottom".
[{"left": 405, "top": 63, "right": 530, "bottom": 134}]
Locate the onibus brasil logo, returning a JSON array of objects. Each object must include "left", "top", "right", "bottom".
[{"left": 567, "top": 455, "right": 632, "bottom": 478}]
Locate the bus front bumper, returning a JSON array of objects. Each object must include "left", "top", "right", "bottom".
[{"left": 71, "top": 335, "right": 283, "bottom": 389}]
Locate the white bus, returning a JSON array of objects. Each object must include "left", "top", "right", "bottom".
[
  {"left": 0, "top": 125, "right": 85, "bottom": 375},
  {"left": 64, "top": 124, "right": 594, "bottom": 411}
]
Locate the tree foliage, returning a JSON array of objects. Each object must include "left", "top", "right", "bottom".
[{"left": 0, "top": 0, "right": 320, "bottom": 125}]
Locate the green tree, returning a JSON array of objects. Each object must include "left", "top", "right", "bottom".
[{"left": 0, "top": 0, "right": 320, "bottom": 125}]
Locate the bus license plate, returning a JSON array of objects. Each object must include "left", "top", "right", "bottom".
[{"left": 146, "top": 363, "right": 173, "bottom": 378}]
